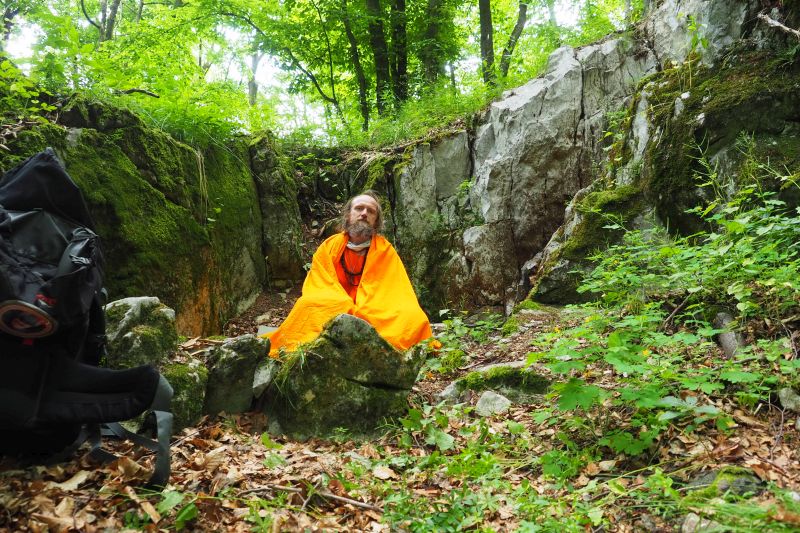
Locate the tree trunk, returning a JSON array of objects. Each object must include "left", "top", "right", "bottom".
[
  {"left": 421, "top": 0, "right": 444, "bottom": 83},
  {"left": 390, "top": 0, "right": 407, "bottom": 103},
  {"left": 366, "top": 0, "right": 391, "bottom": 115},
  {"left": 102, "top": 0, "right": 122, "bottom": 41},
  {"left": 546, "top": 0, "right": 557, "bottom": 24},
  {"left": 479, "top": 0, "right": 495, "bottom": 86},
  {"left": 499, "top": 0, "right": 527, "bottom": 77},
  {"left": 342, "top": 0, "right": 370, "bottom": 130},
  {"left": 248, "top": 53, "right": 262, "bottom": 106},
  {"left": 2, "top": 7, "right": 19, "bottom": 49}
]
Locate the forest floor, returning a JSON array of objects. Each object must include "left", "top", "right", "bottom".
[{"left": 2, "top": 301, "right": 800, "bottom": 532}]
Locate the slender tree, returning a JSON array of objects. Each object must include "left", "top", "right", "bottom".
[
  {"left": 479, "top": 0, "right": 495, "bottom": 85},
  {"left": 420, "top": 0, "right": 444, "bottom": 83},
  {"left": 366, "top": 0, "right": 391, "bottom": 114},
  {"left": 389, "top": 0, "right": 407, "bottom": 103},
  {"left": 341, "top": 0, "right": 370, "bottom": 130},
  {"left": 499, "top": 0, "right": 527, "bottom": 77}
]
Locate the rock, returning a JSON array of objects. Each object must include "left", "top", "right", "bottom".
[
  {"left": 685, "top": 467, "right": 763, "bottom": 498},
  {"left": 437, "top": 381, "right": 469, "bottom": 405},
  {"left": 441, "top": 362, "right": 550, "bottom": 405},
  {"left": 475, "top": 391, "right": 512, "bottom": 417},
  {"left": 104, "top": 297, "right": 178, "bottom": 369},
  {"left": 645, "top": 0, "right": 756, "bottom": 67},
  {"left": 712, "top": 311, "right": 745, "bottom": 359},
  {"left": 778, "top": 387, "right": 800, "bottom": 413},
  {"left": 253, "top": 358, "right": 280, "bottom": 398},
  {"left": 249, "top": 134, "right": 305, "bottom": 284},
  {"left": 162, "top": 360, "right": 208, "bottom": 431},
  {"left": 204, "top": 334, "right": 268, "bottom": 415},
  {"left": 681, "top": 512, "right": 722, "bottom": 533},
  {"left": 262, "top": 314, "right": 426, "bottom": 438}
]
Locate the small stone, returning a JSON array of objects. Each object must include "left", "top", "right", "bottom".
[
  {"left": 475, "top": 391, "right": 511, "bottom": 417},
  {"left": 437, "top": 381, "right": 468, "bottom": 405},
  {"left": 778, "top": 387, "right": 800, "bottom": 413},
  {"left": 255, "top": 313, "right": 271, "bottom": 324},
  {"left": 681, "top": 512, "right": 721, "bottom": 533}
]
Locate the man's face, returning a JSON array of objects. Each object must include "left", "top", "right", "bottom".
[{"left": 346, "top": 195, "right": 379, "bottom": 239}]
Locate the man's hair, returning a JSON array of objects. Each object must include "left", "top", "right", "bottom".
[{"left": 340, "top": 190, "right": 384, "bottom": 233}]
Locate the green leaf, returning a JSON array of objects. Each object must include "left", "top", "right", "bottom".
[
  {"left": 261, "top": 433, "right": 283, "bottom": 449},
  {"left": 557, "top": 379, "right": 602, "bottom": 411},
  {"left": 506, "top": 421, "right": 525, "bottom": 434},
  {"left": 175, "top": 502, "right": 198, "bottom": 530},
  {"left": 426, "top": 429, "right": 455, "bottom": 451},
  {"left": 156, "top": 491, "right": 184, "bottom": 515},
  {"left": 720, "top": 370, "right": 760, "bottom": 383}
]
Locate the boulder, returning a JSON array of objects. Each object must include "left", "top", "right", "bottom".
[
  {"left": 204, "top": 334, "right": 268, "bottom": 415},
  {"left": 438, "top": 361, "right": 550, "bottom": 405},
  {"left": 262, "top": 314, "right": 426, "bottom": 438},
  {"left": 162, "top": 359, "right": 208, "bottom": 431},
  {"left": 104, "top": 297, "right": 178, "bottom": 369}
]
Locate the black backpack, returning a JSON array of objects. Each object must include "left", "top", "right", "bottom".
[{"left": 0, "top": 149, "right": 173, "bottom": 487}]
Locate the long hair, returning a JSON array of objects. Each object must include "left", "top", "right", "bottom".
[{"left": 340, "top": 190, "right": 384, "bottom": 233}]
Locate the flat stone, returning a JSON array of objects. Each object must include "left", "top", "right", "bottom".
[{"left": 475, "top": 391, "right": 511, "bottom": 417}]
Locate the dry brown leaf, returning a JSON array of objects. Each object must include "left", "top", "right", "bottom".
[
  {"left": 46, "top": 470, "right": 91, "bottom": 491},
  {"left": 599, "top": 460, "right": 617, "bottom": 471},
  {"left": 769, "top": 508, "right": 800, "bottom": 526},
  {"left": 583, "top": 463, "right": 601, "bottom": 476},
  {"left": 31, "top": 513, "right": 74, "bottom": 531}
]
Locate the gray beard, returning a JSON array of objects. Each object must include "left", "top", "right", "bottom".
[{"left": 345, "top": 220, "right": 374, "bottom": 240}]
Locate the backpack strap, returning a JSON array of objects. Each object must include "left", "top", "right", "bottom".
[{"left": 102, "top": 374, "right": 173, "bottom": 487}]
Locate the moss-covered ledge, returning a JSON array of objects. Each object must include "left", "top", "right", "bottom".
[{"left": 0, "top": 98, "right": 266, "bottom": 336}]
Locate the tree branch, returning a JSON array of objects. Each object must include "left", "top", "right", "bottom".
[
  {"left": 81, "top": 0, "right": 102, "bottom": 32},
  {"left": 758, "top": 12, "right": 800, "bottom": 40}
]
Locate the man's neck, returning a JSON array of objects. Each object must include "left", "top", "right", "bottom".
[{"left": 347, "top": 233, "right": 371, "bottom": 255}]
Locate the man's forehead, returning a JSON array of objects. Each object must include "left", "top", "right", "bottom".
[{"left": 351, "top": 195, "right": 379, "bottom": 209}]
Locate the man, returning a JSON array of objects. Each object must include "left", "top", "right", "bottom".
[{"left": 265, "top": 191, "right": 434, "bottom": 356}]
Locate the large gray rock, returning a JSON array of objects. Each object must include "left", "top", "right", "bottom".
[
  {"left": 204, "top": 334, "right": 268, "bottom": 415},
  {"left": 262, "top": 314, "right": 426, "bottom": 438},
  {"left": 104, "top": 297, "right": 178, "bottom": 369},
  {"left": 249, "top": 134, "right": 305, "bottom": 287},
  {"left": 645, "top": 0, "right": 757, "bottom": 67}
]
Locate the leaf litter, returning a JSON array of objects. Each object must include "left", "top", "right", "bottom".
[{"left": 1, "top": 305, "right": 799, "bottom": 531}]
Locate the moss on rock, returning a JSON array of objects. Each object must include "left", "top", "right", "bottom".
[
  {"left": 641, "top": 49, "right": 800, "bottom": 234},
  {"left": 162, "top": 360, "right": 208, "bottom": 431}
]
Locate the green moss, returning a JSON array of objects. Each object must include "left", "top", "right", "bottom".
[
  {"left": 461, "top": 366, "right": 550, "bottom": 395},
  {"left": 162, "top": 361, "right": 209, "bottom": 430},
  {"left": 0, "top": 123, "right": 66, "bottom": 172},
  {"left": 514, "top": 300, "right": 543, "bottom": 312},
  {"left": 641, "top": 49, "right": 800, "bottom": 234},
  {"left": 438, "top": 349, "right": 466, "bottom": 374},
  {"left": 683, "top": 466, "right": 763, "bottom": 502},
  {"left": 560, "top": 184, "right": 643, "bottom": 260},
  {"left": 500, "top": 316, "right": 520, "bottom": 336}
]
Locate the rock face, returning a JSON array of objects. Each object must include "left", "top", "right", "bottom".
[
  {"left": 0, "top": 98, "right": 266, "bottom": 336},
  {"left": 105, "top": 297, "right": 178, "bottom": 369},
  {"left": 262, "top": 314, "right": 426, "bottom": 438},
  {"left": 385, "top": 0, "right": 777, "bottom": 311},
  {"left": 204, "top": 335, "right": 268, "bottom": 415},
  {"left": 249, "top": 135, "right": 305, "bottom": 287}
]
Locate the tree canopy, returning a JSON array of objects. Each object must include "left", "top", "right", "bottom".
[{"left": 2, "top": 0, "right": 640, "bottom": 146}]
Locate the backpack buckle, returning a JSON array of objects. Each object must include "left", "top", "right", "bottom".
[{"left": 0, "top": 300, "right": 58, "bottom": 338}]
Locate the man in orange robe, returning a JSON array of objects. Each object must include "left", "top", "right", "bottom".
[{"left": 265, "top": 191, "right": 433, "bottom": 356}]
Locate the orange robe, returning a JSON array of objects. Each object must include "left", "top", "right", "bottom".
[{"left": 266, "top": 233, "right": 433, "bottom": 355}]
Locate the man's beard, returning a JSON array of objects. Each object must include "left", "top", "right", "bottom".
[{"left": 345, "top": 219, "right": 374, "bottom": 240}]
